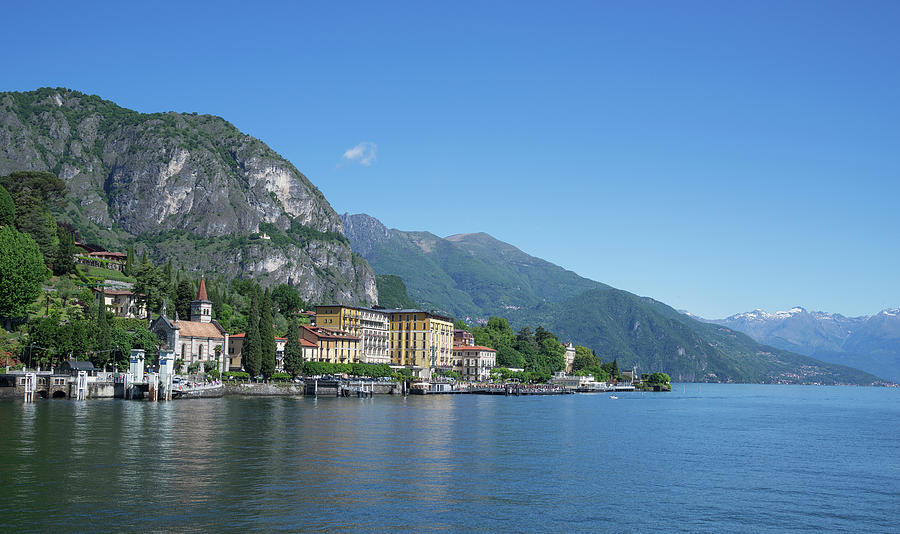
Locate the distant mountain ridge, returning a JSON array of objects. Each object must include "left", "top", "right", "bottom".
[
  {"left": 341, "top": 213, "right": 603, "bottom": 320},
  {"left": 0, "top": 88, "right": 376, "bottom": 304},
  {"left": 342, "top": 213, "right": 886, "bottom": 385},
  {"left": 706, "top": 306, "right": 900, "bottom": 381}
]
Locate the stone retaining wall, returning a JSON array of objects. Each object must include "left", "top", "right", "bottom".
[{"left": 223, "top": 382, "right": 305, "bottom": 396}]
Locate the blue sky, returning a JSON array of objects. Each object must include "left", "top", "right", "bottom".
[{"left": 3, "top": 1, "right": 898, "bottom": 318}]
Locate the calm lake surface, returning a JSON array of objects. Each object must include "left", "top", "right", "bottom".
[{"left": 1, "top": 384, "right": 898, "bottom": 533}]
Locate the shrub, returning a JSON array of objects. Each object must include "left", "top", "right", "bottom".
[{"left": 223, "top": 371, "right": 250, "bottom": 380}]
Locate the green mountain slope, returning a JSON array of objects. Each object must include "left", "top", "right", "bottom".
[
  {"left": 343, "top": 213, "right": 886, "bottom": 385},
  {"left": 518, "top": 289, "right": 879, "bottom": 384},
  {"left": 341, "top": 213, "right": 604, "bottom": 319},
  {"left": 375, "top": 275, "right": 417, "bottom": 308}
]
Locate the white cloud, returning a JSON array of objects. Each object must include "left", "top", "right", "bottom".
[{"left": 341, "top": 142, "right": 377, "bottom": 167}]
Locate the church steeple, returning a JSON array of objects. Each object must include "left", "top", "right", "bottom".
[{"left": 191, "top": 278, "right": 212, "bottom": 323}]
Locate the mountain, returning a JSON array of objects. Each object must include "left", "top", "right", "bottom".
[
  {"left": 341, "top": 213, "right": 605, "bottom": 321},
  {"left": 342, "top": 213, "right": 886, "bottom": 385},
  {"left": 0, "top": 88, "right": 376, "bottom": 304},
  {"left": 709, "top": 307, "right": 900, "bottom": 381}
]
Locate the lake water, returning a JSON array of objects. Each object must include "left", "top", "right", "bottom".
[{"left": 1, "top": 384, "right": 898, "bottom": 533}]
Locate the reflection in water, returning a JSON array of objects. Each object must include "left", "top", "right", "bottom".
[{"left": 1, "top": 386, "right": 898, "bottom": 532}]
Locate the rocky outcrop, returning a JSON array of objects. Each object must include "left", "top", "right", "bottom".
[
  {"left": 0, "top": 88, "right": 376, "bottom": 304},
  {"left": 341, "top": 213, "right": 393, "bottom": 256}
]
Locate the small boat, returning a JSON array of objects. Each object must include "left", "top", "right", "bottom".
[{"left": 609, "top": 395, "right": 618, "bottom": 399}]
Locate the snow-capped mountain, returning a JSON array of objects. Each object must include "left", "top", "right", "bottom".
[{"left": 701, "top": 306, "right": 900, "bottom": 381}]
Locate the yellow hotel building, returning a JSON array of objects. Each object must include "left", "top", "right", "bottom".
[
  {"left": 314, "top": 305, "right": 390, "bottom": 364},
  {"left": 300, "top": 325, "right": 360, "bottom": 364},
  {"left": 388, "top": 309, "right": 454, "bottom": 379}
]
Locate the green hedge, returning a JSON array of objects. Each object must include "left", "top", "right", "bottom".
[
  {"left": 224, "top": 371, "right": 250, "bottom": 380},
  {"left": 301, "top": 361, "right": 395, "bottom": 378}
]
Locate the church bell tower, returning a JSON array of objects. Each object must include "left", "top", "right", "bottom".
[{"left": 190, "top": 278, "right": 213, "bottom": 323}]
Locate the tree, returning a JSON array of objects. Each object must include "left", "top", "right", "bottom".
[
  {"left": 0, "top": 171, "right": 67, "bottom": 211},
  {"left": 133, "top": 263, "right": 167, "bottom": 315},
  {"left": 538, "top": 337, "right": 566, "bottom": 374},
  {"left": 496, "top": 345, "right": 525, "bottom": 368},
  {"left": 124, "top": 245, "right": 135, "bottom": 276},
  {"left": 271, "top": 283, "right": 303, "bottom": 315},
  {"left": 1, "top": 172, "right": 66, "bottom": 262},
  {"left": 515, "top": 327, "right": 539, "bottom": 362},
  {"left": 283, "top": 319, "right": 304, "bottom": 377},
  {"left": 259, "top": 289, "right": 276, "bottom": 379},
  {"left": 242, "top": 288, "right": 262, "bottom": 377},
  {"left": 472, "top": 317, "right": 516, "bottom": 350},
  {"left": 647, "top": 372, "right": 671, "bottom": 384},
  {"left": 453, "top": 319, "right": 470, "bottom": 331},
  {"left": 94, "top": 291, "right": 111, "bottom": 367},
  {"left": 602, "top": 358, "right": 621, "bottom": 380},
  {"left": 16, "top": 208, "right": 58, "bottom": 262},
  {"left": 0, "top": 227, "right": 47, "bottom": 323},
  {"left": 109, "top": 325, "right": 133, "bottom": 369},
  {"left": 535, "top": 326, "right": 556, "bottom": 344},
  {"left": 174, "top": 280, "right": 194, "bottom": 320},
  {"left": 163, "top": 258, "right": 173, "bottom": 287},
  {"left": 0, "top": 185, "right": 14, "bottom": 227},
  {"left": 572, "top": 346, "right": 597, "bottom": 372},
  {"left": 55, "top": 277, "right": 76, "bottom": 305},
  {"left": 52, "top": 225, "right": 76, "bottom": 276}
]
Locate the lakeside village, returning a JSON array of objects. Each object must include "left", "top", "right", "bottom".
[{"left": 1, "top": 239, "right": 672, "bottom": 402}]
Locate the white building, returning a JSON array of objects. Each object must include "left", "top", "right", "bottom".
[
  {"left": 93, "top": 288, "right": 145, "bottom": 319},
  {"left": 563, "top": 342, "right": 576, "bottom": 373},
  {"left": 550, "top": 372, "right": 608, "bottom": 391},
  {"left": 150, "top": 279, "right": 229, "bottom": 373},
  {"left": 452, "top": 345, "right": 496, "bottom": 382}
]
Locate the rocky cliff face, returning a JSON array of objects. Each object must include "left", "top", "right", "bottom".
[
  {"left": 0, "top": 88, "right": 376, "bottom": 305},
  {"left": 340, "top": 213, "right": 393, "bottom": 256}
]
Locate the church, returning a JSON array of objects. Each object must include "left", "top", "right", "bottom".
[{"left": 151, "top": 279, "right": 230, "bottom": 373}]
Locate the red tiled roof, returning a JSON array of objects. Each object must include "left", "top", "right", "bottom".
[
  {"left": 453, "top": 345, "right": 496, "bottom": 352},
  {"left": 92, "top": 288, "right": 136, "bottom": 296},
  {"left": 89, "top": 251, "right": 127, "bottom": 258},
  {"left": 173, "top": 320, "right": 225, "bottom": 339},
  {"left": 301, "top": 325, "right": 359, "bottom": 341},
  {"left": 196, "top": 278, "right": 209, "bottom": 301}
]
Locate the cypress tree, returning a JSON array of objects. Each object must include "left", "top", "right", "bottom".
[
  {"left": 259, "top": 288, "right": 276, "bottom": 379},
  {"left": 94, "top": 290, "right": 111, "bottom": 367},
  {"left": 52, "top": 226, "right": 76, "bottom": 275},
  {"left": 124, "top": 245, "right": 135, "bottom": 276},
  {"left": 175, "top": 280, "right": 193, "bottom": 319},
  {"left": 243, "top": 288, "right": 262, "bottom": 377},
  {"left": 284, "top": 319, "right": 304, "bottom": 377}
]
